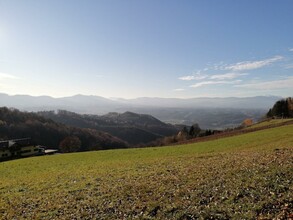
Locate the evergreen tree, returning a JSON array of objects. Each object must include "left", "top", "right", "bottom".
[
  {"left": 189, "top": 123, "right": 201, "bottom": 137},
  {"left": 266, "top": 97, "right": 293, "bottom": 118}
]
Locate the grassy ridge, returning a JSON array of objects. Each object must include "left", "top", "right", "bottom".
[
  {"left": 245, "top": 118, "right": 293, "bottom": 130},
  {"left": 0, "top": 124, "right": 293, "bottom": 219}
]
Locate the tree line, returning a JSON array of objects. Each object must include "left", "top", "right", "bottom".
[
  {"left": 0, "top": 107, "right": 128, "bottom": 153},
  {"left": 266, "top": 97, "right": 293, "bottom": 118}
]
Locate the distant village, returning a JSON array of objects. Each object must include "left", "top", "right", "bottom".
[{"left": 0, "top": 138, "right": 57, "bottom": 161}]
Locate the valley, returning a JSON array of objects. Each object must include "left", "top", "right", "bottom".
[{"left": 0, "top": 93, "right": 278, "bottom": 129}]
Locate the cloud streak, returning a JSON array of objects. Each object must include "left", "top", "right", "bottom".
[
  {"left": 224, "top": 56, "right": 283, "bottom": 71},
  {"left": 234, "top": 77, "right": 293, "bottom": 90},
  {"left": 174, "top": 88, "right": 185, "bottom": 92},
  {"left": 179, "top": 75, "right": 199, "bottom": 81},
  {"left": 179, "top": 72, "right": 247, "bottom": 81},
  {"left": 178, "top": 73, "right": 208, "bottom": 81},
  {"left": 190, "top": 80, "right": 241, "bottom": 88},
  {"left": 0, "top": 73, "right": 19, "bottom": 80},
  {"left": 178, "top": 54, "right": 289, "bottom": 92},
  {"left": 209, "top": 73, "right": 248, "bottom": 80}
]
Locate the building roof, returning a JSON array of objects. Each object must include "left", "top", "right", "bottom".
[
  {"left": 0, "top": 138, "right": 31, "bottom": 149},
  {"left": 45, "top": 149, "right": 58, "bottom": 154}
]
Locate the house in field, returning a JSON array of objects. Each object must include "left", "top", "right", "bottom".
[{"left": 0, "top": 138, "right": 46, "bottom": 161}]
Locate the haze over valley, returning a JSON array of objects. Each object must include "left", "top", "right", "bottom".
[{"left": 0, "top": 93, "right": 280, "bottom": 129}]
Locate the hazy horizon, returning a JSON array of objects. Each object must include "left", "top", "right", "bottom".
[
  {"left": 0, "top": 1, "right": 293, "bottom": 99},
  {"left": 0, "top": 92, "right": 284, "bottom": 100}
]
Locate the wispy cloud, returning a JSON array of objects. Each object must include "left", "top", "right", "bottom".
[
  {"left": 234, "top": 76, "right": 293, "bottom": 90},
  {"left": 179, "top": 54, "right": 287, "bottom": 91},
  {"left": 0, "top": 73, "right": 20, "bottom": 91},
  {"left": 289, "top": 48, "right": 293, "bottom": 52},
  {"left": 179, "top": 75, "right": 198, "bottom": 81},
  {"left": 178, "top": 73, "right": 208, "bottom": 81},
  {"left": 210, "top": 73, "right": 248, "bottom": 80},
  {"left": 174, "top": 88, "right": 185, "bottom": 91},
  {"left": 0, "top": 73, "right": 19, "bottom": 80},
  {"left": 224, "top": 55, "right": 283, "bottom": 71},
  {"left": 180, "top": 72, "right": 247, "bottom": 81},
  {"left": 190, "top": 80, "right": 241, "bottom": 88}
]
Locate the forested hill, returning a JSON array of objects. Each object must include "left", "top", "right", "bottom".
[
  {"left": 38, "top": 110, "right": 182, "bottom": 145},
  {"left": 267, "top": 97, "right": 293, "bottom": 118},
  {"left": 0, "top": 107, "right": 128, "bottom": 152}
]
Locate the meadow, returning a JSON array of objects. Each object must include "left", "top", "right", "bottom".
[
  {"left": 245, "top": 118, "right": 293, "bottom": 130},
  {"left": 0, "top": 124, "right": 292, "bottom": 219}
]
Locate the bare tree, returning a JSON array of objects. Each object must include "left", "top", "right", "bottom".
[{"left": 59, "top": 136, "right": 81, "bottom": 153}]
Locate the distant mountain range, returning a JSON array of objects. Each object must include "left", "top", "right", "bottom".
[
  {"left": 0, "top": 93, "right": 280, "bottom": 111},
  {"left": 0, "top": 93, "right": 282, "bottom": 129},
  {"left": 0, "top": 93, "right": 118, "bottom": 114},
  {"left": 113, "top": 96, "right": 282, "bottom": 109}
]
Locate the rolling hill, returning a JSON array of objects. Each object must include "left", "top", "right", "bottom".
[
  {"left": 0, "top": 107, "right": 128, "bottom": 151},
  {"left": 38, "top": 110, "right": 181, "bottom": 145},
  {"left": 0, "top": 122, "right": 292, "bottom": 219}
]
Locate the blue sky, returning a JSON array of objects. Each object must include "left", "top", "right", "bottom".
[{"left": 0, "top": 0, "right": 292, "bottom": 98}]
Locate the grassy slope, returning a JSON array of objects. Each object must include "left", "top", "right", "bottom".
[
  {"left": 0, "top": 124, "right": 292, "bottom": 219},
  {"left": 245, "top": 118, "right": 293, "bottom": 130}
]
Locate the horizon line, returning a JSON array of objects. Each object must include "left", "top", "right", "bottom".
[{"left": 0, "top": 92, "right": 284, "bottom": 100}]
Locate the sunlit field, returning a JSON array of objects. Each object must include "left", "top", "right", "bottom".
[
  {"left": 245, "top": 118, "right": 293, "bottom": 130},
  {"left": 1, "top": 124, "right": 292, "bottom": 219}
]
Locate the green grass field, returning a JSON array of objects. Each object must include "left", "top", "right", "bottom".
[
  {"left": 0, "top": 124, "right": 292, "bottom": 219},
  {"left": 245, "top": 118, "right": 293, "bottom": 130}
]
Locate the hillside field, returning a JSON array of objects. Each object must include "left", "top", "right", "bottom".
[
  {"left": 245, "top": 118, "right": 293, "bottom": 130},
  {"left": 0, "top": 124, "right": 292, "bottom": 219}
]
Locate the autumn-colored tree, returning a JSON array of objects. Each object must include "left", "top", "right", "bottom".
[
  {"left": 242, "top": 118, "right": 253, "bottom": 127},
  {"left": 59, "top": 136, "right": 81, "bottom": 153}
]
